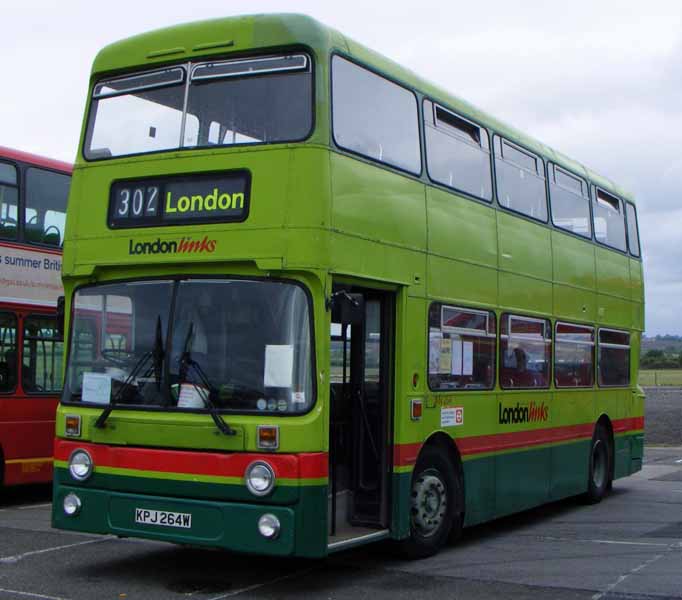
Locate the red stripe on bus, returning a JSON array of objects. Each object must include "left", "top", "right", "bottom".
[
  {"left": 54, "top": 440, "right": 328, "bottom": 480},
  {"left": 393, "top": 416, "right": 644, "bottom": 467}
]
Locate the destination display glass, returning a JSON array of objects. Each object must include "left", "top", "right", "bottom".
[{"left": 108, "top": 171, "right": 250, "bottom": 228}]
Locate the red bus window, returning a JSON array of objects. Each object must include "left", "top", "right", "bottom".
[
  {"left": 0, "top": 312, "right": 18, "bottom": 392},
  {"left": 555, "top": 322, "right": 594, "bottom": 388},
  {"left": 22, "top": 315, "right": 64, "bottom": 393},
  {"left": 500, "top": 314, "right": 551, "bottom": 389}
]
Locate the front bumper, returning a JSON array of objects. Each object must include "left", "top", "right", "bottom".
[{"left": 53, "top": 485, "right": 298, "bottom": 555}]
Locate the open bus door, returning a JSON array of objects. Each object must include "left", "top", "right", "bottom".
[{"left": 328, "top": 284, "right": 394, "bottom": 550}]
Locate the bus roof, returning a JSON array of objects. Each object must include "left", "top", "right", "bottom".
[
  {"left": 90, "top": 13, "right": 634, "bottom": 204},
  {"left": 0, "top": 146, "right": 72, "bottom": 174}
]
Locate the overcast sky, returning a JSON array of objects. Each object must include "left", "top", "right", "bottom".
[{"left": 2, "top": 0, "right": 680, "bottom": 334}]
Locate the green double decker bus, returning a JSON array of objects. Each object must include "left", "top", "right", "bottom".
[{"left": 52, "top": 14, "right": 644, "bottom": 558}]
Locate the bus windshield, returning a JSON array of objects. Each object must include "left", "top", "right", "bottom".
[
  {"left": 63, "top": 279, "right": 313, "bottom": 414},
  {"left": 84, "top": 53, "right": 312, "bottom": 159}
]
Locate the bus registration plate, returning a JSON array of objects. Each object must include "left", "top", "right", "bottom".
[{"left": 135, "top": 508, "right": 192, "bottom": 529}]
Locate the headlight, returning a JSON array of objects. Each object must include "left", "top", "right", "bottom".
[
  {"left": 68, "top": 449, "right": 93, "bottom": 481},
  {"left": 63, "top": 493, "right": 82, "bottom": 516},
  {"left": 245, "top": 461, "right": 275, "bottom": 497},
  {"left": 258, "top": 513, "right": 280, "bottom": 539}
]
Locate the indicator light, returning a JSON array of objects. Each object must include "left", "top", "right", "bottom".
[
  {"left": 65, "top": 414, "right": 82, "bottom": 437},
  {"left": 257, "top": 425, "right": 279, "bottom": 450},
  {"left": 411, "top": 399, "right": 423, "bottom": 421}
]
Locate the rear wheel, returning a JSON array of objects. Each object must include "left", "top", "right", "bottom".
[
  {"left": 399, "top": 446, "right": 460, "bottom": 559},
  {"left": 585, "top": 424, "right": 611, "bottom": 503}
]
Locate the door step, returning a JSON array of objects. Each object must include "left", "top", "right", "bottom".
[{"left": 327, "top": 527, "right": 389, "bottom": 552}]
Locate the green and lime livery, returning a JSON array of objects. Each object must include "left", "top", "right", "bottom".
[{"left": 53, "top": 13, "right": 644, "bottom": 557}]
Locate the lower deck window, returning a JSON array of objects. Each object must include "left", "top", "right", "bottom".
[
  {"left": 427, "top": 303, "right": 496, "bottom": 391},
  {"left": 500, "top": 314, "right": 551, "bottom": 389},
  {"left": 554, "top": 322, "right": 594, "bottom": 387},
  {"left": 0, "top": 312, "right": 17, "bottom": 392},
  {"left": 598, "top": 329, "right": 630, "bottom": 386},
  {"left": 22, "top": 315, "right": 64, "bottom": 393}
]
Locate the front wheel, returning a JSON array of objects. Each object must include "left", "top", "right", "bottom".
[
  {"left": 399, "top": 446, "right": 461, "bottom": 559},
  {"left": 585, "top": 424, "right": 612, "bottom": 503}
]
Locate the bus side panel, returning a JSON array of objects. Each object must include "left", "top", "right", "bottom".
[
  {"left": 494, "top": 392, "right": 552, "bottom": 516},
  {"left": 550, "top": 389, "right": 593, "bottom": 499},
  {"left": 497, "top": 213, "right": 552, "bottom": 315},
  {"left": 329, "top": 153, "right": 426, "bottom": 252},
  {"left": 629, "top": 259, "right": 645, "bottom": 332},
  {"left": 552, "top": 230, "right": 596, "bottom": 322},
  {"left": 462, "top": 455, "right": 496, "bottom": 527}
]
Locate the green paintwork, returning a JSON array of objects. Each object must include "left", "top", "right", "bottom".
[{"left": 55, "top": 13, "right": 645, "bottom": 556}]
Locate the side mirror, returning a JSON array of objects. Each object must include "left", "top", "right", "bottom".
[
  {"left": 56, "top": 296, "right": 65, "bottom": 339},
  {"left": 330, "top": 292, "right": 364, "bottom": 325}
]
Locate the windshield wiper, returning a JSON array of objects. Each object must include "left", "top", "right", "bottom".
[
  {"left": 94, "top": 350, "right": 152, "bottom": 429},
  {"left": 94, "top": 315, "right": 166, "bottom": 429},
  {"left": 178, "top": 323, "right": 236, "bottom": 436}
]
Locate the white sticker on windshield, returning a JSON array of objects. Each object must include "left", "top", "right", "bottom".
[
  {"left": 291, "top": 391, "right": 305, "bottom": 404},
  {"left": 82, "top": 372, "right": 111, "bottom": 405},
  {"left": 177, "top": 384, "right": 207, "bottom": 409},
  {"left": 264, "top": 345, "right": 293, "bottom": 388}
]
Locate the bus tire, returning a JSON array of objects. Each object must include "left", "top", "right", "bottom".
[
  {"left": 585, "top": 424, "right": 611, "bottom": 504},
  {"left": 399, "top": 446, "right": 458, "bottom": 559}
]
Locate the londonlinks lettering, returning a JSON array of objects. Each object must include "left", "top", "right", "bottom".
[
  {"left": 498, "top": 401, "right": 549, "bottom": 424},
  {"left": 128, "top": 236, "right": 217, "bottom": 256}
]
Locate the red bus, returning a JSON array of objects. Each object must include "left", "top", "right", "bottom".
[{"left": 0, "top": 147, "right": 71, "bottom": 487}]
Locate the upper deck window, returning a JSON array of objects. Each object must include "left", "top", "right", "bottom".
[
  {"left": 0, "top": 161, "right": 18, "bottom": 241},
  {"left": 423, "top": 101, "right": 492, "bottom": 201},
  {"left": 25, "top": 168, "right": 69, "bottom": 247},
  {"left": 625, "top": 202, "right": 640, "bottom": 257},
  {"left": 494, "top": 137, "right": 548, "bottom": 222},
  {"left": 332, "top": 56, "right": 421, "bottom": 175},
  {"left": 593, "top": 188, "right": 626, "bottom": 252},
  {"left": 84, "top": 54, "right": 313, "bottom": 160},
  {"left": 549, "top": 164, "right": 591, "bottom": 238}
]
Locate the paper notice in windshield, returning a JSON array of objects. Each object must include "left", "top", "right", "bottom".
[
  {"left": 82, "top": 372, "right": 111, "bottom": 405},
  {"left": 264, "top": 345, "right": 293, "bottom": 387},
  {"left": 177, "top": 384, "right": 207, "bottom": 409}
]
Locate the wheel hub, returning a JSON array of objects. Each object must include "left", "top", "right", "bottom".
[{"left": 411, "top": 471, "right": 447, "bottom": 537}]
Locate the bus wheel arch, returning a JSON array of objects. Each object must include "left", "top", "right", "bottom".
[{"left": 399, "top": 432, "right": 464, "bottom": 558}]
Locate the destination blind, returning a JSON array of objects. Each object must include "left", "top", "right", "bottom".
[{"left": 108, "top": 170, "right": 250, "bottom": 228}]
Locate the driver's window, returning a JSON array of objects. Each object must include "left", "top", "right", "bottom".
[
  {"left": 22, "top": 315, "right": 63, "bottom": 394},
  {"left": 0, "top": 161, "right": 19, "bottom": 241}
]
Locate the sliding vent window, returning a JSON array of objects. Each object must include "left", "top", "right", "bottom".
[
  {"left": 428, "top": 303, "right": 496, "bottom": 391},
  {"left": 554, "top": 323, "right": 594, "bottom": 388},
  {"left": 424, "top": 101, "right": 492, "bottom": 201},
  {"left": 86, "top": 67, "right": 188, "bottom": 159},
  {"left": 598, "top": 329, "right": 630, "bottom": 387},
  {"left": 494, "top": 138, "right": 547, "bottom": 221},
  {"left": 0, "top": 161, "right": 18, "bottom": 241},
  {"left": 626, "top": 202, "right": 641, "bottom": 257},
  {"left": 500, "top": 314, "right": 551, "bottom": 389},
  {"left": 549, "top": 165, "right": 591, "bottom": 238},
  {"left": 186, "top": 54, "right": 312, "bottom": 148},
  {"left": 332, "top": 56, "right": 421, "bottom": 174},
  {"left": 593, "top": 189, "right": 626, "bottom": 251}
]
